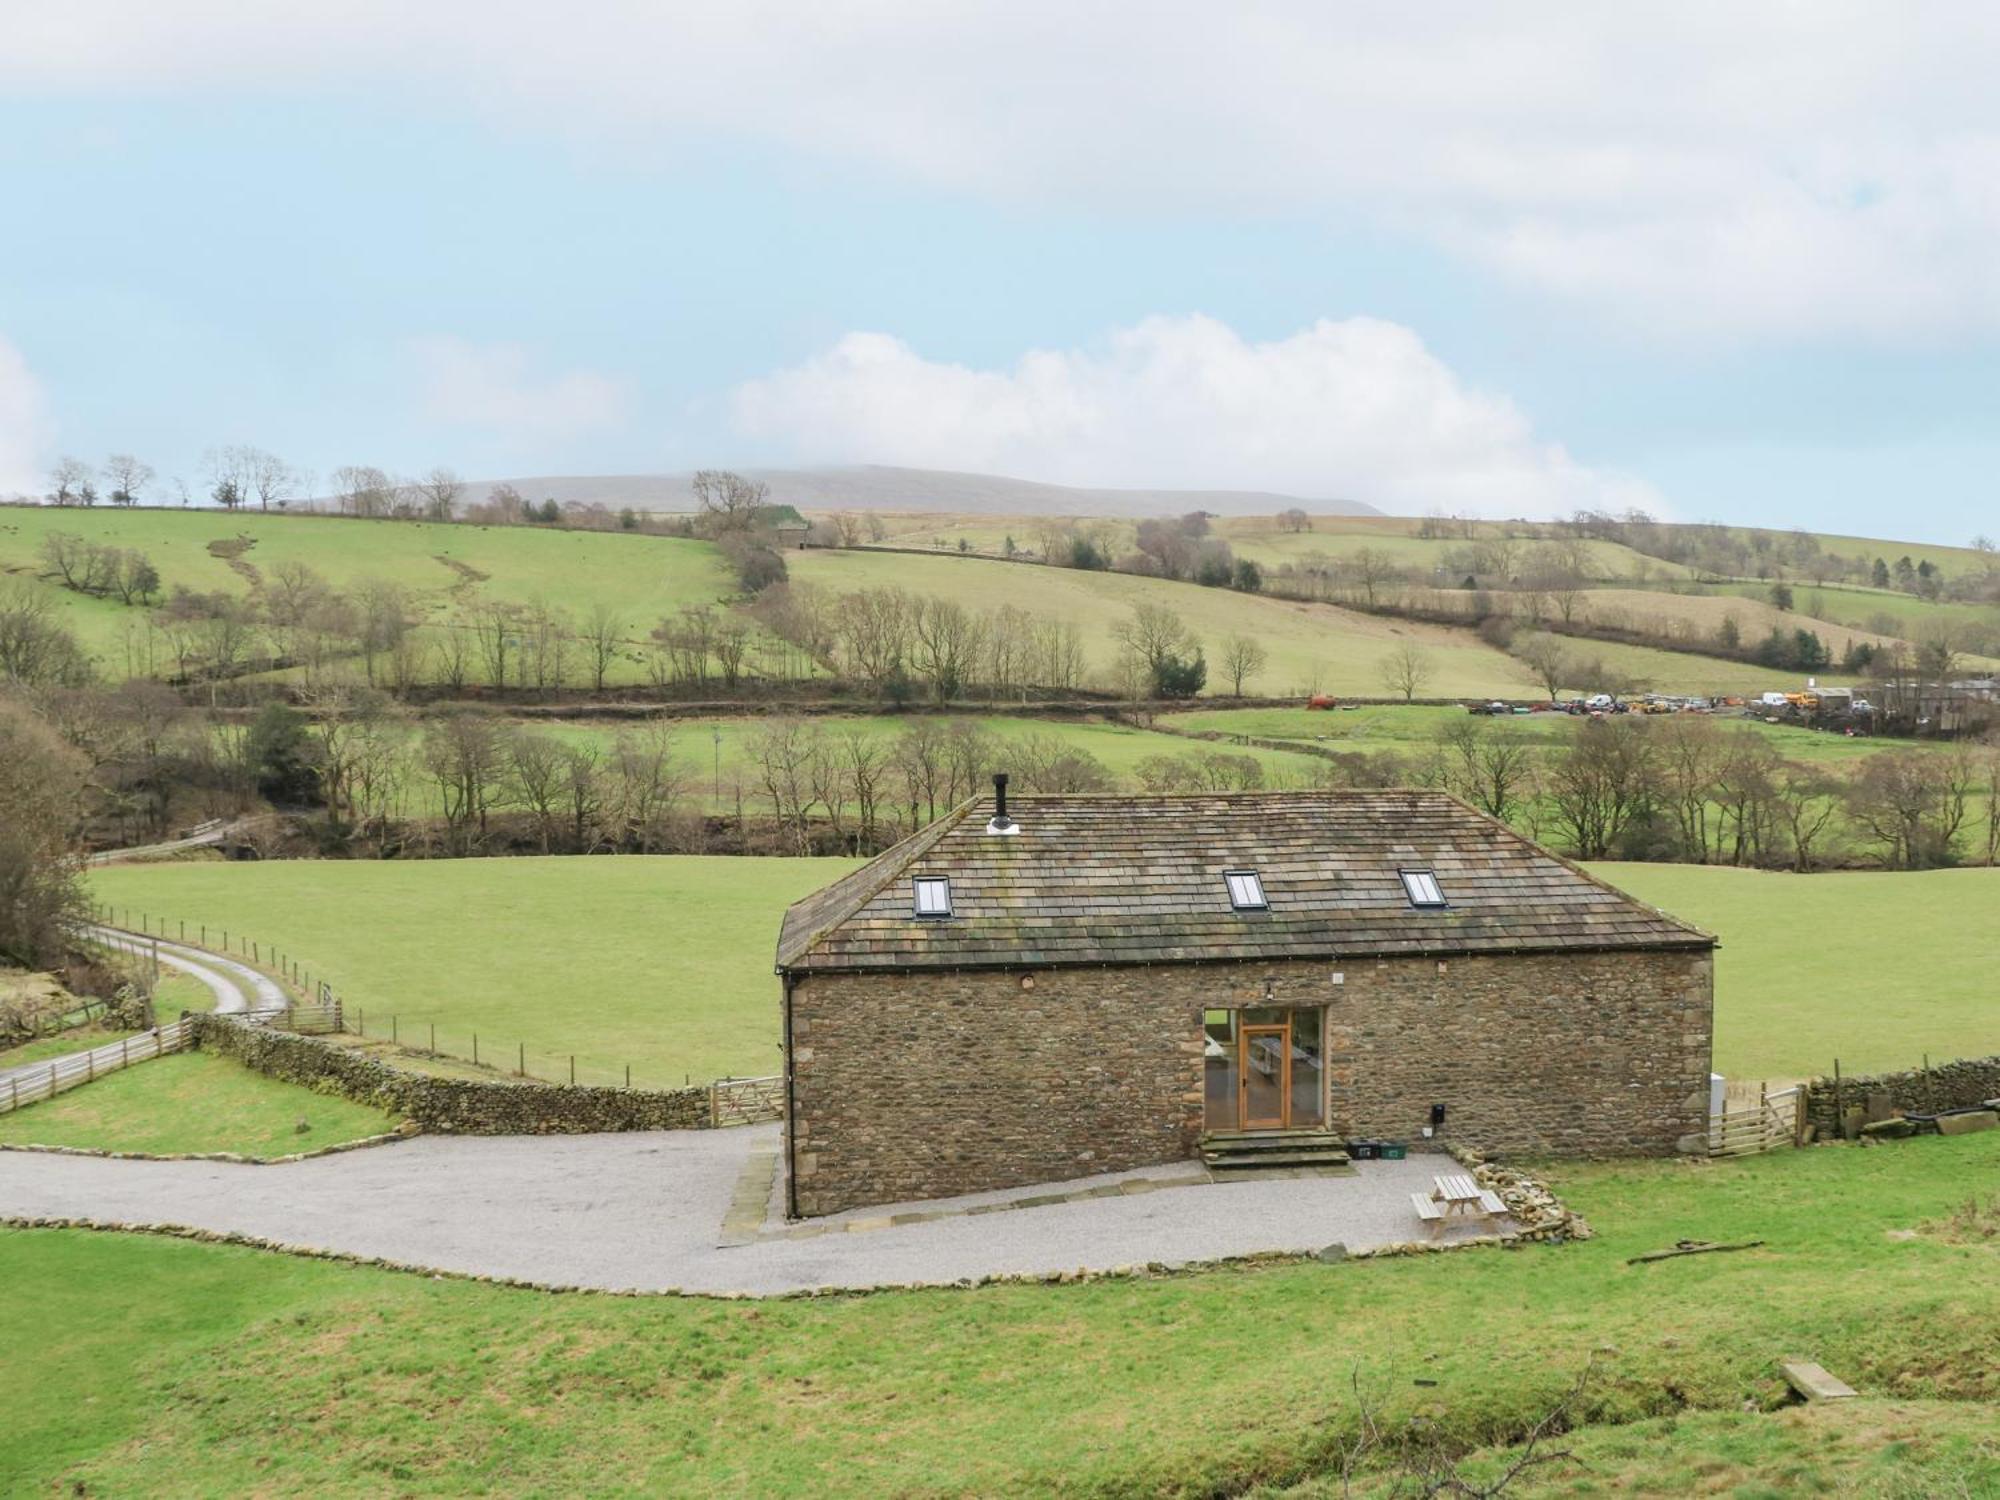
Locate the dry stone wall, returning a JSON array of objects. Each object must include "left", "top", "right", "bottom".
[
  {"left": 787, "top": 947, "right": 1712, "bottom": 1217},
  {"left": 1803, "top": 1054, "right": 2000, "bottom": 1137},
  {"left": 194, "top": 1015, "right": 709, "bottom": 1133}
]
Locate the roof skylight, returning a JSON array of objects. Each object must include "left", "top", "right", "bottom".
[
  {"left": 1400, "top": 869, "right": 1446, "bottom": 907},
  {"left": 1224, "top": 871, "right": 1268, "bottom": 911},
  {"left": 912, "top": 875, "right": 953, "bottom": 918}
]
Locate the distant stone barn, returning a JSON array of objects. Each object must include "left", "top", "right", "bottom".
[{"left": 774, "top": 783, "right": 1715, "bottom": 1218}]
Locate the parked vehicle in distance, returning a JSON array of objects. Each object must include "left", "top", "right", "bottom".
[{"left": 1584, "top": 693, "right": 1617, "bottom": 712}]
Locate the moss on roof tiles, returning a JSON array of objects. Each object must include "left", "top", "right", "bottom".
[{"left": 776, "top": 790, "right": 1713, "bottom": 973}]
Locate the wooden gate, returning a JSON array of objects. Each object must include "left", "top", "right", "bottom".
[
  {"left": 1709, "top": 1083, "right": 1804, "bottom": 1157},
  {"left": 710, "top": 1075, "right": 784, "bottom": 1127}
]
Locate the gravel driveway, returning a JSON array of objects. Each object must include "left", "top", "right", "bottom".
[{"left": 0, "top": 1126, "right": 1506, "bottom": 1296}]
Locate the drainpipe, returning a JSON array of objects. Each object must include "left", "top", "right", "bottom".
[{"left": 780, "top": 971, "right": 799, "bottom": 1221}]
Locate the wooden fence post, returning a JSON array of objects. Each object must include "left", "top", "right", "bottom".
[
  {"left": 473, "top": 1034, "right": 479, "bottom": 1065},
  {"left": 570, "top": 1055, "right": 576, "bottom": 1085},
  {"left": 1832, "top": 1058, "right": 1843, "bottom": 1140},
  {"left": 518, "top": 1042, "right": 525, "bottom": 1077},
  {"left": 430, "top": 1023, "right": 436, "bottom": 1054}
]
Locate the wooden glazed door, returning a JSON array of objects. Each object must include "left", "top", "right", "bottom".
[{"left": 1239, "top": 1024, "right": 1290, "bottom": 1129}]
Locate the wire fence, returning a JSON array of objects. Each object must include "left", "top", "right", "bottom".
[{"left": 87, "top": 907, "right": 781, "bottom": 1109}]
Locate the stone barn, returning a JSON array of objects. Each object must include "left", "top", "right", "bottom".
[{"left": 774, "top": 783, "right": 1715, "bottom": 1218}]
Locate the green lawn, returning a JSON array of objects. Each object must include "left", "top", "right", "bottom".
[
  {"left": 89, "top": 856, "right": 863, "bottom": 1088},
  {"left": 1591, "top": 864, "right": 2000, "bottom": 1081},
  {"left": 0, "top": 1049, "right": 402, "bottom": 1157},
  {"left": 1, "top": 1132, "right": 1994, "bottom": 1495}
]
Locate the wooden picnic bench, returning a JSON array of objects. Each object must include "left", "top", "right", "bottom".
[{"left": 1410, "top": 1174, "right": 1511, "bottom": 1239}]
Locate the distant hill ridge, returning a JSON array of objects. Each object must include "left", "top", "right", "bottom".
[{"left": 460, "top": 465, "right": 1382, "bottom": 519}]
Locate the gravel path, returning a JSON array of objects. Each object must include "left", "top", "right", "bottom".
[
  {"left": 0, "top": 1126, "right": 1505, "bottom": 1295},
  {"left": 84, "top": 927, "right": 287, "bottom": 1018}
]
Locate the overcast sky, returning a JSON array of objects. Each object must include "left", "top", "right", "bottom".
[{"left": 4, "top": 4, "right": 1999, "bottom": 537}]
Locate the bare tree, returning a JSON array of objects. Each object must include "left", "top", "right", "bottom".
[
  {"left": 414, "top": 467, "right": 463, "bottom": 521},
  {"left": 1220, "top": 634, "right": 1270, "bottom": 696},
  {"left": 691, "top": 470, "right": 769, "bottom": 534},
  {"left": 353, "top": 579, "right": 412, "bottom": 689},
  {"left": 49, "top": 456, "right": 95, "bottom": 506},
  {"left": 909, "top": 596, "right": 984, "bottom": 703},
  {"left": 1378, "top": 640, "right": 1434, "bottom": 701},
  {"left": 712, "top": 620, "right": 751, "bottom": 688},
  {"left": 1343, "top": 547, "right": 1401, "bottom": 608},
  {"left": 1278, "top": 507, "right": 1311, "bottom": 534},
  {"left": 330, "top": 465, "right": 398, "bottom": 519},
  {"left": 102, "top": 453, "right": 154, "bottom": 506},
  {"left": 506, "top": 728, "right": 569, "bottom": 852},
  {"left": 755, "top": 718, "right": 822, "bottom": 855},
  {"left": 1433, "top": 718, "right": 1532, "bottom": 821},
  {"left": 1113, "top": 602, "right": 1199, "bottom": 695},
  {"left": 201, "top": 446, "right": 253, "bottom": 510},
  {"left": 421, "top": 710, "right": 504, "bottom": 852},
  {"left": 238, "top": 447, "right": 294, "bottom": 511},
  {"left": 1514, "top": 633, "right": 1572, "bottom": 700},
  {"left": 583, "top": 601, "right": 625, "bottom": 691},
  {"left": 0, "top": 701, "right": 90, "bottom": 968},
  {"left": 608, "top": 723, "right": 688, "bottom": 852},
  {"left": 0, "top": 581, "right": 92, "bottom": 688}
]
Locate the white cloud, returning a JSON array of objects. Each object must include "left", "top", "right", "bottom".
[
  {"left": 732, "top": 314, "right": 1658, "bottom": 518},
  {"left": 10, "top": 5, "right": 2000, "bottom": 342},
  {"left": 408, "top": 337, "right": 629, "bottom": 438},
  {"left": 0, "top": 338, "right": 50, "bottom": 496}
]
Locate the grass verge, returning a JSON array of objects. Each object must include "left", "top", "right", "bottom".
[{"left": 0, "top": 1050, "right": 403, "bottom": 1158}]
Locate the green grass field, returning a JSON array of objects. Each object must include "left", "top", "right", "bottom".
[
  {"left": 0, "top": 1050, "right": 402, "bottom": 1157},
  {"left": 339, "top": 711, "right": 1338, "bottom": 820},
  {"left": 7, "top": 505, "right": 1950, "bottom": 699},
  {"left": 1591, "top": 864, "right": 2000, "bottom": 1081},
  {"left": 0, "top": 505, "right": 736, "bottom": 673},
  {"left": 90, "top": 855, "right": 2000, "bottom": 1089},
  {"left": 1, "top": 1132, "right": 1994, "bottom": 1494},
  {"left": 791, "top": 547, "right": 1782, "bottom": 698},
  {"left": 90, "top": 856, "right": 862, "bottom": 1088},
  {"left": 1169, "top": 704, "right": 1920, "bottom": 766}
]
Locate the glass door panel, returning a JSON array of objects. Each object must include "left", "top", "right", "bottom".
[
  {"left": 1240, "top": 1026, "right": 1288, "bottom": 1128},
  {"left": 1289, "top": 1011, "right": 1324, "bottom": 1127},
  {"left": 1203, "top": 1009, "right": 1239, "bottom": 1130}
]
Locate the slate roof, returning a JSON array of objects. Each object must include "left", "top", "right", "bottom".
[{"left": 774, "top": 790, "right": 1714, "bottom": 974}]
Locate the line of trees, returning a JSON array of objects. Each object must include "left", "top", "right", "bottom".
[{"left": 1423, "top": 714, "right": 2000, "bottom": 871}]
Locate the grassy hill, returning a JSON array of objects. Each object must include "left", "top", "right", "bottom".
[
  {"left": 0, "top": 505, "right": 736, "bottom": 674},
  {"left": 5, "top": 503, "right": 1988, "bottom": 700}
]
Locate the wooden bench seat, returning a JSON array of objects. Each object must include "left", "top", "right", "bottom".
[{"left": 1410, "top": 1192, "right": 1446, "bottom": 1237}]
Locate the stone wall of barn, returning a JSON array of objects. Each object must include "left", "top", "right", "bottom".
[{"left": 783, "top": 947, "right": 1713, "bottom": 1218}]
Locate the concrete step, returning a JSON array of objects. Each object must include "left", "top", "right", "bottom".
[
  {"left": 1206, "top": 1148, "right": 1353, "bottom": 1171},
  {"left": 1202, "top": 1130, "right": 1347, "bottom": 1153}
]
